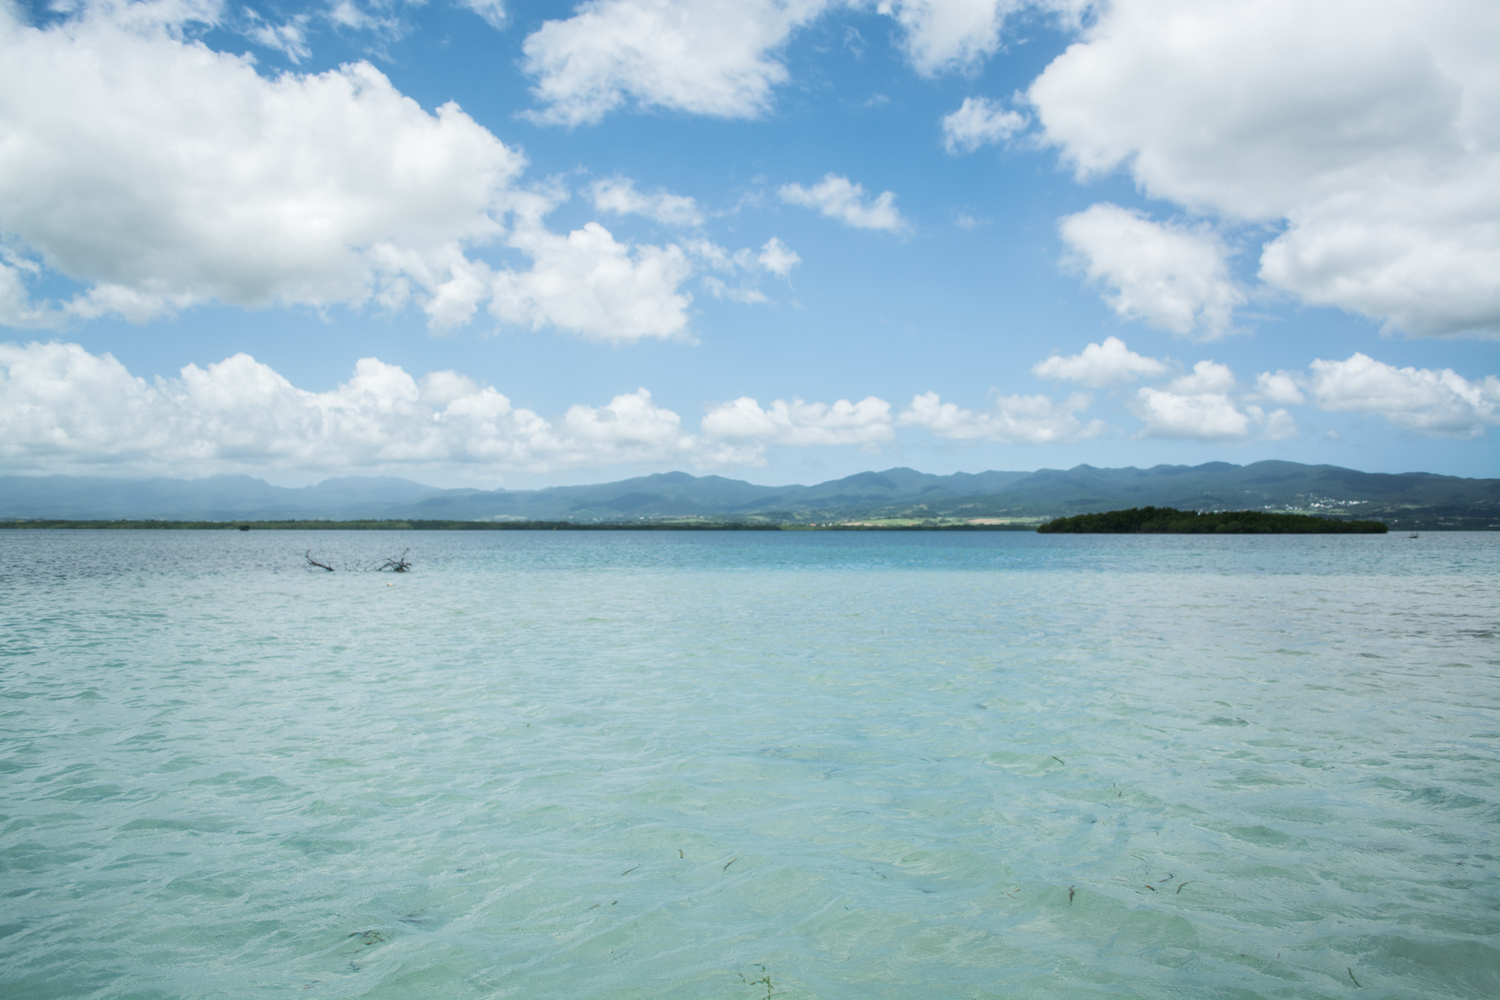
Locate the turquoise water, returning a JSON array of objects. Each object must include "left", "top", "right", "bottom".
[{"left": 2, "top": 530, "right": 1497, "bottom": 999}]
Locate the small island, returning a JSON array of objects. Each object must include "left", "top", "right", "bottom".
[{"left": 1037, "top": 506, "right": 1388, "bottom": 534}]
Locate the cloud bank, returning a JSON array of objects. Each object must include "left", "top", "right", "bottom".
[
  {"left": 1030, "top": 0, "right": 1500, "bottom": 338},
  {"left": 2, "top": 341, "right": 1494, "bottom": 479},
  {"left": 0, "top": 3, "right": 789, "bottom": 341},
  {"left": 1305, "top": 353, "right": 1500, "bottom": 438},
  {"left": 0, "top": 340, "right": 716, "bottom": 478}
]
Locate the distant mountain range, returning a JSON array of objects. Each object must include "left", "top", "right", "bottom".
[{"left": 2, "top": 461, "right": 1496, "bottom": 528}]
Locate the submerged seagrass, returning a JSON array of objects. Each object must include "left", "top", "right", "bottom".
[
  {"left": 1, "top": 529, "right": 1495, "bottom": 999},
  {"left": 1038, "top": 506, "right": 1388, "bottom": 533}
]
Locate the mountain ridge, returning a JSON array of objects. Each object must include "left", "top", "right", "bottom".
[{"left": 2, "top": 461, "right": 1496, "bottom": 528}]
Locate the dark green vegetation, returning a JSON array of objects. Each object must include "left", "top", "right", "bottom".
[
  {"left": 1038, "top": 507, "right": 1388, "bottom": 534},
  {"left": 1, "top": 461, "right": 1494, "bottom": 528}
]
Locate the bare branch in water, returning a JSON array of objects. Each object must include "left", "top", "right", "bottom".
[
  {"left": 306, "top": 548, "right": 410, "bottom": 572},
  {"left": 376, "top": 549, "right": 411, "bottom": 573}
]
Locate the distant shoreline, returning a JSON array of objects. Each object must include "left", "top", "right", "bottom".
[
  {"left": 0, "top": 512, "right": 1425, "bottom": 532},
  {"left": 4, "top": 461, "right": 1493, "bottom": 529},
  {"left": 0, "top": 519, "right": 1036, "bottom": 531}
]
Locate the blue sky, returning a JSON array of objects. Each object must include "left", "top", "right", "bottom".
[{"left": 0, "top": 0, "right": 1495, "bottom": 487}]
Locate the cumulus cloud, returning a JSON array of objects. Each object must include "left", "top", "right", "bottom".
[
  {"left": 519, "top": 1, "right": 1093, "bottom": 125},
  {"left": 1130, "top": 352, "right": 1500, "bottom": 442},
  {"left": 941, "top": 95, "right": 1026, "bottom": 153},
  {"left": 779, "top": 174, "right": 908, "bottom": 232},
  {"left": 1029, "top": 0, "right": 1500, "bottom": 337},
  {"left": 10, "top": 343, "right": 1090, "bottom": 478},
  {"left": 757, "top": 237, "right": 801, "bottom": 277},
  {"left": 898, "top": 390, "right": 1102, "bottom": 443},
  {"left": 886, "top": 2, "right": 1099, "bottom": 75},
  {"left": 520, "top": 0, "right": 829, "bottom": 126},
  {"left": 0, "top": 340, "right": 709, "bottom": 477},
  {"left": 1306, "top": 353, "right": 1500, "bottom": 438},
  {"left": 1058, "top": 203, "right": 1244, "bottom": 339},
  {"left": 0, "top": 2, "right": 520, "bottom": 326},
  {"left": 589, "top": 176, "right": 705, "bottom": 227},
  {"left": 0, "top": 2, "right": 788, "bottom": 342},
  {"left": 1166, "top": 359, "right": 1236, "bottom": 395},
  {"left": 701, "top": 395, "right": 893, "bottom": 449},
  {"left": 880, "top": 0, "right": 1010, "bottom": 75},
  {"left": 1032, "top": 336, "right": 1167, "bottom": 387},
  {"left": 1254, "top": 371, "right": 1305, "bottom": 406},
  {"left": 1130, "top": 359, "right": 1295, "bottom": 441},
  {"left": 1133, "top": 387, "right": 1294, "bottom": 441},
  {"left": 489, "top": 218, "right": 698, "bottom": 341}
]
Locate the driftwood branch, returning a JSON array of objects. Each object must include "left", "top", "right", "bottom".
[
  {"left": 375, "top": 549, "right": 411, "bottom": 573},
  {"left": 305, "top": 548, "right": 411, "bottom": 572}
]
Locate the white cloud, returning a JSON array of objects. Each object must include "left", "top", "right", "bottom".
[
  {"left": 757, "top": 237, "right": 801, "bottom": 277},
  {"left": 589, "top": 176, "right": 705, "bottom": 227},
  {"left": 880, "top": 0, "right": 1009, "bottom": 75},
  {"left": 490, "top": 218, "right": 696, "bottom": 343},
  {"left": 941, "top": 95, "right": 1026, "bottom": 154},
  {"left": 1261, "top": 408, "right": 1299, "bottom": 441},
  {"left": 519, "top": 1, "right": 1093, "bottom": 126},
  {"left": 701, "top": 395, "right": 894, "bottom": 447},
  {"left": 0, "top": 256, "right": 59, "bottom": 330},
  {"left": 682, "top": 235, "right": 799, "bottom": 302},
  {"left": 779, "top": 174, "right": 908, "bottom": 232},
  {"left": 700, "top": 277, "right": 767, "bottom": 304},
  {"left": 1032, "top": 336, "right": 1167, "bottom": 387},
  {"left": 324, "top": 0, "right": 413, "bottom": 43},
  {"left": 1133, "top": 388, "right": 1249, "bottom": 440},
  {"left": 3, "top": 341, "right": 970, "bottom": 477},
  {"left": 458, "top": 0, "right": 508, "bottom": 30},
  {"left": 552, "top": 388, "right": 704, "bottom": 466},
  {"left": 0, "top": 340, "right": 714, "bottom": 477},
  {"left": 1254, "top": 371, "right": 1305, "bottom": 406},
  {"left": 0, "top": 3, "right": 783, "bottom": 342},
  {"left": 1306, "top": 353, "right": 1500, "bottom": 438},
  {"left": 245, "top": 11, "right": 311, "bottom": 62},
  {"left": 897, "top": 390, "right": 1102, "bottom": 443},
  {"left": 1058, "top": 203, "right": 1243, "bottom": 339},
  {"left": 1029, "top": 0, "right": 1500, "bottom": 338},
  {"left": 1130, "top": 357, "right": 1298, "bottom": 440},
  {"left": 0, "top": 3, "right": 517, "bottom": 324},
  {"left": 1133, "top": 367, "right": 1296, "bottom": 441},
  {"left": 880, "top": 2, "right": 1092, "bottom": 74},
  {"left": 1166, "top": 359, "right": 1235, "bottom": 395},
  {"left": 520, "top": 0, "right": 829, "bottom": 126}
]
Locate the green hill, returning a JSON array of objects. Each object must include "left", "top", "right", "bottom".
[{"left": 2, "top": 461, "right": 1495, "bottom": 529}]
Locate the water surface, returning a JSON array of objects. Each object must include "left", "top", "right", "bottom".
[{"left": 2, "top": 530, "right": 1497, "bottom": 998}]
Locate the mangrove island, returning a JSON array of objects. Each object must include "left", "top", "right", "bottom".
[{"left": 1037, "top": 507, "right": 1388, "bottom": 534}]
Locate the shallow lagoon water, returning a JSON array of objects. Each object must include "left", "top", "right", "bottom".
[{"left": 1, "top": 529, "right": 1497, "bottom": 999}]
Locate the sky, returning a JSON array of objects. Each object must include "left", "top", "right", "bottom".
[{"left": 0, "top": 0, "right": 1496, "bottom": 488}]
